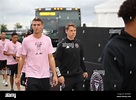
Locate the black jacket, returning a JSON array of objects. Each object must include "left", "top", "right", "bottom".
[
  {"left": 55, "top": 38, "right": 87, "bottom": 77},
  {"left": 102, "top": 29, "right": 136, "bottom": 91}
]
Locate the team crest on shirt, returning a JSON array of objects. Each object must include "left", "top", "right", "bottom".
[
  {"left": 75, "top": 43, "right": 79, "bottom": 48},
  {"left": 35, "top": 42, "right": 42, "bottom": 55}
]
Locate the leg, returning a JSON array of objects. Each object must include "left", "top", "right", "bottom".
[
  {"left": 26, "top": 77, "right": 39, "bottom": 91},
  {"left": 61, "top": 77, "right": 73, "bottom": 91},
  {"left": 73, "top": 74, "right": 85, "bottom": 91},
  {"left": 10, "top": 75, "right": 14, "bottom": 91},
  {"left": 2, "top": 67, "right": 8, "bottom": 86},
  {"left": 40, "top": 78, "right": 50, "bottom": 91},
  {"left": 74, "top": 80, "right": 85, "bottom": 91},
  {"left": 7, "top": 64, "right": 15, "bottom": 91},
  {"left": 0, "top": 60, "right": 8, "bottom": 85},
  {"left": 15, "top": 64, "right": 20, "bottom": 91},
  {"left": 1, "top": 69, "right": 6, "bottom": 83},
  {"left": 15, "top": 74, "right": 20, "bottom": 91}
]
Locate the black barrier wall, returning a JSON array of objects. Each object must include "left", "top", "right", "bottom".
[
  {"left": 58, "top": 27, "right": 123, "bottom": 63},
  {"left": 55, "top": 27, "right": 123, "bottom": 91},
  {"left": 76, "top": 27, "right": 109, "bottom": 63}
]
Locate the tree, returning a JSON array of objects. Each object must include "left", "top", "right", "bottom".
[
  {"left": 14, "top": 23, "right": 22, "bottom": 29},
  {"left": 0, "top": 24, "right": 8, "bottom": 31}
]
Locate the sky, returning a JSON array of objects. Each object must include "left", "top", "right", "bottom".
[{"left": 0, "top": 0, "right": 108, "bottom": 30}]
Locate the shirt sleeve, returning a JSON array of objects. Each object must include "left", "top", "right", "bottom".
[
  {"left": 80, "top": 42, "right": 87, "bottom": 72},
  {"left": 48, "top": 37, "right": 55, "bottom": 54},
  {"left": 55, "top": 42, "right": 63, "bottom": 68},
  {"left": 21, "top": 39, "right": 27, "bottom": 56},
  {"left": 3, "top": 42, "right": 9, "bottom": 52}
]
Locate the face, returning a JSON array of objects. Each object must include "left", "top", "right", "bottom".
[
  {"left": 32, "top": 21, "right": 44, "bottom": 34},
  {"left": 65, "top": 26, "right": 76, "bottom": 40},
  {"left": 12, "top": 35, "right": 18, "bottom": 43},
  {"left": 1, "top": 32, "right": 6, "bottom": 39}
]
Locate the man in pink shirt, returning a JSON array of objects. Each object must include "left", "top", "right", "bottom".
[
  {"left": 3, "top": 32, "right": 21, "bottom": 91},
  {"left": 0, "top": 32, "right": 10, "bottom": 87},
  {"left": 16, "top": 17, "right": 58, "bottom": 91}
]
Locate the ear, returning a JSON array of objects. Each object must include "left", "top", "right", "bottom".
[{"left": 65, "top": 29, "right": 67, "bottom": 34}]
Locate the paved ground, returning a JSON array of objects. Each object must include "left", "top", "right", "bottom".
[{"left": 0, "top": 75, "right": 25, "bottom": 91}]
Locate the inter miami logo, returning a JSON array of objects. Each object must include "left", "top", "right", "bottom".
[
  {"left": 35, "top": 42, "right": 42, "bottom": 55},
  {"left": 75, "top": 43, "right": 79, "bottom": 48},
  {"left": 90, "top": 71, "right": 104, "bottom": 91}
]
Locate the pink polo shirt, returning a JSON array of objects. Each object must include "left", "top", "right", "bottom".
[
  {"left": 0, "top": 39, "right": 10, "bottom": 60},
  {"left": 4, "top": 41, "right": 21, "bottom": 65},
  {"left": 21, "top": 34, "right": 54, "bottom": 78}
]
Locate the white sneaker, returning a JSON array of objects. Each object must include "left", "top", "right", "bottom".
[
  {"left": 2, "top": 80, "right": 5, "bottom": 84},
  {"left": 4, "top": 82, "right": 8, "bottom": 87}
]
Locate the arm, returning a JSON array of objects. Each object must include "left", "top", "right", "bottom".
[
  {"left": 15, "top": 55, "right": 26, "bottom": 85},
  {"left": 48, "top": 54, "right": 57, "bottom": 77},
  {"left": 16, "top": 46, "right": 22, "bottom": 61},
  {"left": 54, "top": 43, "right": 65, "bottom": 84},
  {"left": 48, "top": 54, "right": 58, "bottom": 86},
  {"left": 80, "top": 43, "right": 88, "bottom": 78},
  {"left": 54, "top": 43, "right": 62, "bottom": 73},
  {"left": 3, "top": 51, "right": 16, "bottom": 57},
  {"left": 15, "top": 39, "right": 26, "bottom": 85},
  {"left": 17, "top": 55, "right": 25, "bottom": 78}
]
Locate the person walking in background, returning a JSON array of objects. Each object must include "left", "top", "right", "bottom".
[
  {"left": 15, "top": 17, "right": 58, "bottom": 91},
  {"left": 55, "top": 22, "right": 88, "bottom": 91},
  {"left": 102, "top": 0, "right": 136, "bottom": 91},
  {"left": 0, "top": 32, "right": 10, "bottom": 87},
  {"left": 3, "top": 32, "right": 21, "bottom": 91}
]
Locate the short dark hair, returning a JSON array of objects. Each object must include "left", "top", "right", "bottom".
[
  {"left": 118, "top": 0, "right": 136, "bottom": 24},
  {"left": 65, "top": 22, "right": 77, "bottom": 30},
  {"left": 11, "top": 32, "right": 18, "bottom": 37},
  {"left": 1, "top": 31, "right": 6, "bottom": 34},
  {"left": 32, "top": 17, "right": 43, "bottom": 24}
]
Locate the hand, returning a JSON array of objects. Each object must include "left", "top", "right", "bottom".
[
  {"left": 83, "top": 72, "right": 88, "bottom": 78},
  {"left": 15, "top": 77, "right": 20, "bottom": 86},
  {"left": 58, "top": 76, "right": 65, "bottom": 85},
  {"left": 52, "top": 75, "right": 58, "bottom": 86}
]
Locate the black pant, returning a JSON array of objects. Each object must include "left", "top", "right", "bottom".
[
  {"left": 61, "top": 74, "right": 85, "bottom": 91},
  {"left": 7, "top": 64, "right": 18, "bottom": 76},
  {"left": 20, "top": 72, "right": 26, "bottom": 86},
  {"left": 0, "top": 60, "right": 7, "bottom": 70},
  {"left": 26, "top": 77, "right": 50, "bottom": 91}
]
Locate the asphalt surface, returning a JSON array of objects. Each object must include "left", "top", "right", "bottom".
[{"left": 0, "top": 75, "right": 25, "bottom": 91}]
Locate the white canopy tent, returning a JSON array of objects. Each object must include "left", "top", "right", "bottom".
[{"left": 94, "top": 0, "right": 125, "bottom": 27}]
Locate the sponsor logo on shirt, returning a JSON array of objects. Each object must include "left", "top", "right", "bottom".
[{"left": 62, "top": 43, "right": 74, "bottom": 48}]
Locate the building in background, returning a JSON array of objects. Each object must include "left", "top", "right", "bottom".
[{"left": 94, "top": 0, "right": 125, "bottom": 27}]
